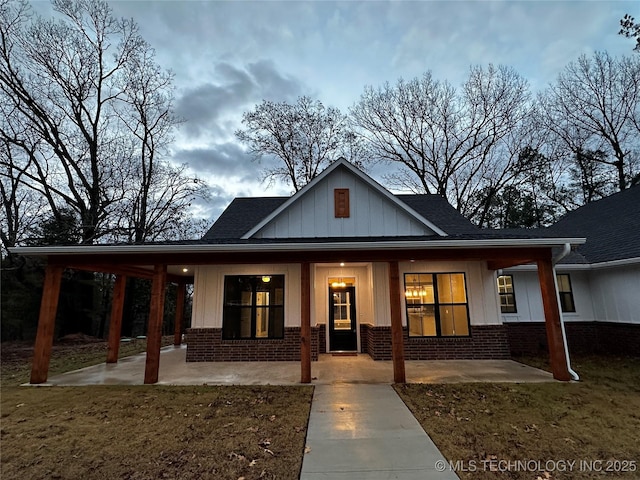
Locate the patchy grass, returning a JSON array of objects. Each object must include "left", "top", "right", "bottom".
[
  {"left": 1, "top": 340, "right": 313, "bottom": 479},
  {"left": 395, "top": 355, "right": 640, "bottom": 479}
]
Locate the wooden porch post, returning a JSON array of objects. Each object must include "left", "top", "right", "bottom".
[
  {"left": 144, "top": 264, "right": 167, "bottom": 384},
  {"left": 300, "top": 262, "right": 311, "bottom": 383},
  {"left": 174, "top": 283, "right": 186, "bottom": 346},
  {"left": 106, "top": 275, "right": 127, "bottom": 363},
  {"left": 537, "top": 258, "right": 571, "bottom": 381},
  {"left": 389, "top": 261, "right": 406, "bottom": 383},
  {"left": 30, "top": 264, "right": 64, "bottom": 384}
]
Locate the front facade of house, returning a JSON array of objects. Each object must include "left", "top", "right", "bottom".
[
  {"left": 181, "top": 159, "right": 580, "bottom": 372},
  {"left": 187, "top": 259, "right": 509, "bottom": 362},
  {"left": 16, "top": 159, "right": 584, "bottom": 385}
]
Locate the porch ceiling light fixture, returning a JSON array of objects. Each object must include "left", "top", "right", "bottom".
[
  {"left": 261, "top": 275, "right": 271, "bottom": 283},
  {"left": 182, "top": 268, "right": 189, "bottom": 273}
]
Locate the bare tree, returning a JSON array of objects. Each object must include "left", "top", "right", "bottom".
[
  {"left": 539, "top": 52, "right": 640, "bottom": 193},
  {"left": 350, "top": 65, "right": 532, "bottom": 223},
  {"left": 236, "top": 96, "right": 362, "bottom": 192},
  {"left": 0, "top": 0, "right": 207, "bottom": 246},
  {"left": 113, "top": 47, "right": 208, "bottom": 243},
  {"left": 0, "top": 137, "right": 47, "bottom": 254}
]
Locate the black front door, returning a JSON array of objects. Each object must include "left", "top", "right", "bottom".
[{"left": 329, "top": 286, "right": 357, "bottom": 351}]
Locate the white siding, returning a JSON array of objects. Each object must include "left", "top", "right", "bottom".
[
  {"left": 253, "top": 167, "right": 436, "bottom": 238},
  {"left": 372, "top": 262, "right": 391, "bottom": 326},
  {"left": 191, "top": 259, "right": 507, "bottom": 335},
  {"left": 502, "top": 270, "right": 596, "bottom": 323},
  {"left": 191, "top": 264, "right": 301, "bottom": 328},
  {"left": 589, "top": 265, "right": 640, "bottom": 324}
]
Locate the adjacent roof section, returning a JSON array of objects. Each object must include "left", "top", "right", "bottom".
[
  {"left": 202, "top": 197, "right": 287, "bottom": 240},
  {"left": 549, "top": 185, "right": 640, "bottom": 264},
  {"left": 396, "top": 195, "right": 478, "bottom": 235}
]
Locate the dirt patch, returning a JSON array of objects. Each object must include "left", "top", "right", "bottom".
[
  {"left": 0, "top": 339, "right": 313, "bottom": 479},
  {"left": 1, "top": 385, "right": 312, "bottom": 480}
]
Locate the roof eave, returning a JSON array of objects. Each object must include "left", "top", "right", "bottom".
[{"left": 10, "top": 237, "right": 587, "bottom": 257}]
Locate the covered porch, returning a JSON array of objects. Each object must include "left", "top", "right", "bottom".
[
  {"left": 30, "top": 345, "right": 554, "bottom": 386},
  {"left": 19, "top": 241, "right": 579, "bottom": 386}
]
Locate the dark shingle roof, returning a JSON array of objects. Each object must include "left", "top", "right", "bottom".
[
  {"left": 203, "top": 193, "right": 479, "bottom": 240},
  {"left": 548, "top": 185, "right": 640, "bottom": 263},
  {"left": 396, "top": 194, "right": 478, "bottom": 235},
  {"left": 202, "top": 197, "right": 288, "bottom": 239}
]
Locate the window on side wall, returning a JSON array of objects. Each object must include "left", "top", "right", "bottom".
[
  {"left": 497, "top": 274, "right": 517, "bottom": 313},
  {"left": 222, "top": 275, "right": 285, "bottom": 339},
  {"left": 556, "top": 273, "right": 576, "bottom": 313},
  {"left": 404, "top": 273, "right": 470, "bottom": 337}
]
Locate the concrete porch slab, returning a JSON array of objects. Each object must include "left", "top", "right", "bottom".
[{"left": 32, "top": 345, "right": 554, "bottom": 386}]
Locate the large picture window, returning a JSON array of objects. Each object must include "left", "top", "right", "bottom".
[
  {"left": 222, "top": 275, "right": 285, "bottom": 339},
  {"left": 497, "top": 274, "right": 517, "bottom": 313},
  {"left": 404, "top": 273, "right": 470, "bottom": 337},
  {"left": 556, "top": 274, "right": 576, "bottom": 313}
]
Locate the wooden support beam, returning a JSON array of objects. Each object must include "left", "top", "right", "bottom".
[
  {"left": 30, "top": 264, "right": 64, "bottom": 384},
  {"left": 174, "top": 283, "right": 186, "bottom": 346},
  {"left": 106, "top": 275, "right": 127, "bottom": 363},
  {"left": 300, "top": 262, "right": 312, "bottom": 384},
  {"left": 537, "top": 258, "right": 571, "bottom": 381},
  {"left": 144, "top": 264, "right": 167, "bottom": 384},
  {"left": 389, "top": 261, "right": 406, "bottom": 384}
]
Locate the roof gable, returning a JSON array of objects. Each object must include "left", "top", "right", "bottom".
[{"left": 242, "top": 159, "right": 447, "bottom": 239}]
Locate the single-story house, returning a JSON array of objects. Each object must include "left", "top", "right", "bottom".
[
  {"left": 14, "top": 159, "right": 589, "bottom": 385},
  {"left": 499, "top": 185, "right": 640, "bottom": 356}
]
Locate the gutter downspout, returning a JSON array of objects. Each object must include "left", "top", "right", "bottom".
[{"left": 553, "top": 243, "right": 580, "bottom": 381}]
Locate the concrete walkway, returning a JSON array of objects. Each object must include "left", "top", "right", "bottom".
[
  {"left": 300, "top": 384, "right": 459, "bottom": 479},
  {"left": 37, "top": 345, "right": 554, "bottom": 386},
  {"left": 32, "top": 347, "right": 553, "bottom": 479}
]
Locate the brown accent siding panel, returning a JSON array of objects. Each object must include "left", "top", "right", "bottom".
[{"left": 334, "top": 188, "right": 350, "bottom": 218}]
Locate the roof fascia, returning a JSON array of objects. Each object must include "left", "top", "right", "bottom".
[
  {"left": 240, "top": 158, "right": 448, "bottom": 239},
  {"left": 10, "top": 237, "right": 586, "bottom": 257},
  {"left": 503, "top": 256, "right": 640, "bottom": 272}
]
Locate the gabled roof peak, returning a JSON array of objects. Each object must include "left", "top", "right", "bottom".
[{"left": 240, "top": 158, "right": 448, "bottom": 239}]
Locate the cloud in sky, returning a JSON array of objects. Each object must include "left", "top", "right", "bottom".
[{"left": 34, "top": 0, "right": 637, "bottom": 222}]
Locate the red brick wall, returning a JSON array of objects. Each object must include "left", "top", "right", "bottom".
[
  {"left": 318, "top": 324, "right": 326, "bottom": 354},
  {"left": 359, "top": 324, "right": 510, "bottom": 360},
  {"left": 185, "top": 326, "right": 320, "bottom": 362},
  {"left": 505, "top": 321, "right": 640, "bottom": 356}
]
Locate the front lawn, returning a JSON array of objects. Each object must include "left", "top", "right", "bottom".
[
  {"left": 0, "top": 339, "right": 313, "bottom": 480},
  {"left": 395, "top": 355, "right": 640, "bottom": 479}
]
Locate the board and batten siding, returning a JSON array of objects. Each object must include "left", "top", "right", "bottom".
[
  {"left": 501, "top": 270, "right": 596, "bottom": 323},
  {"left": 191, "top": 264, "right": 301, "bottom": 329},
  {"left": 371, "top": 260, "right": 502, "bottom": 327},
  {"left": 588, "top": 265, "right": 640, "bottom": 324},
  {"left": 252, "top": 167, "right": 436, "bottom": 238}
]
